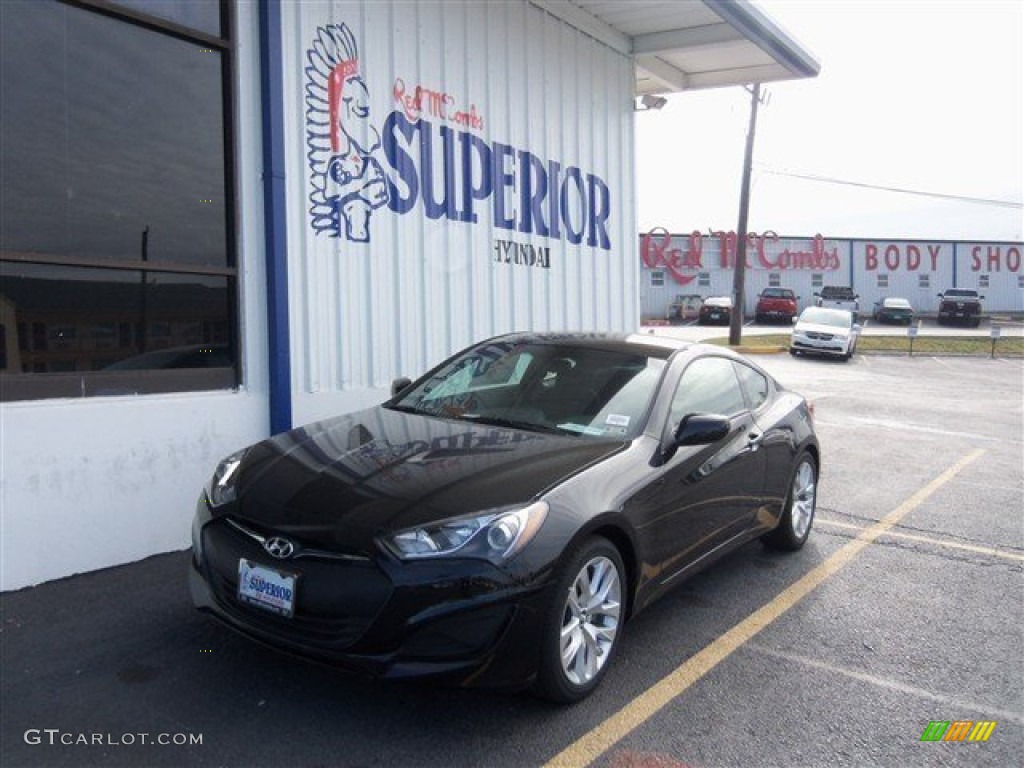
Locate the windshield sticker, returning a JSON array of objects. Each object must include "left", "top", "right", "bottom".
[
  {"left": 605, "top": 414, "right": 630, "bottom": 427},
  {"left": 558, "top": 423, "right": 606, "bottom": 436}
]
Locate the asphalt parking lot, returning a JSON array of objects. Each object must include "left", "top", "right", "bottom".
[{"left": 2, "top": 353, "right": 1022, "bottom": 768}]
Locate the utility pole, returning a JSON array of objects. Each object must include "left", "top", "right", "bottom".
[{"left": 729, "top": 82, "right": 763, "bottom": 346}]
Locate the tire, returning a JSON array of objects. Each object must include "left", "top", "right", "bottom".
[
  {"left": 763, "top": 453, "right": 817, "bottom": 551},
  {"left": 756, "top": 313, "right": 765, "bottom": 324},
  {"left": 535, "top": 537, "right": 625, "bottom": 704}
]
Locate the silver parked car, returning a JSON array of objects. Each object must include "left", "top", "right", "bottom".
[{"left": 790, "top": 307, "right": 861, "bottom": 361}]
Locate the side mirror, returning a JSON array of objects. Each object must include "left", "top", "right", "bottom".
[
  {"left": 390, "top": 376, "right": 413, "bottom": 398},
  {"left": 853, "top": 324, "right": 863, "bottom": 333},
  {"left": 674, "top": 414, "right": 731, "bottom": 446}
]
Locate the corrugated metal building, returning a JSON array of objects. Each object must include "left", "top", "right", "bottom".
[
  {"left": 0, "top": 0, "right": 818, "bottom": 590},
  {"left": 640, "top": 231, "right": 1024, "bottom": 319}
]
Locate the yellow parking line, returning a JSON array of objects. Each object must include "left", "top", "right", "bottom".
[
  {"left": 817, "top": 518, "right": 1024, "bottom": 562},
  {"left": 543, "top": 449, "right": 985, "bottom": 768}
]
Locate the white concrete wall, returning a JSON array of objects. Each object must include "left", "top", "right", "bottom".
[{"left": 0, "top": 2, "right": 269, "bottom": 591}]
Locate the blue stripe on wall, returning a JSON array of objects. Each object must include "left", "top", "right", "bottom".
[{"left": 259, "top": 0, "right": 292, "bottom": 434}]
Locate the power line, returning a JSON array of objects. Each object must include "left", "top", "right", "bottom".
[{"left": 757, "top": 167, "right": 1023, "bottom": 209}]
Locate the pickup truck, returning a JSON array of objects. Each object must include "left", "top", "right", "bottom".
[
  {"left": 754, "top": 288, "right": 799, "bottom": 324},
  {"left": 937, "top": 289, "right": 984, "bottom": 327},
  {"left": 814, "top": 286, "right": 860, "bottom": 320}
]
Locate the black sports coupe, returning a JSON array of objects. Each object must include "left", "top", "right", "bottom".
[{"left": 190, "top": 332, "right": 819, "bottom": 702}]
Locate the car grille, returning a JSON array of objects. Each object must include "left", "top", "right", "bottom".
[
  {"left": 805, "top": 331, "right": 835, "bottom": 340},
  {"left": 201, "top": 519, "right": 392, "bottom": 651}
]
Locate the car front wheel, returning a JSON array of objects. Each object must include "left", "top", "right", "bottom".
[
  {"left": 763, "top": 453, "right": 817, "bottom": 551},
  {"left": 536, "top": 537, "right": 625, "bottom": 703}
]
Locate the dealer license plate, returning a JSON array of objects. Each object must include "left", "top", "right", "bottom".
[{"left": 237, "top": 559, "right": 297, "bottom": 617}]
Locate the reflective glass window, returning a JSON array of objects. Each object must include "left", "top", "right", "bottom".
[{"left": 0, "top": 0, "right": 237, "bottom": 401}]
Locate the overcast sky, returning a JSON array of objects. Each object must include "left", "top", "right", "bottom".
[{"left": 636, "top": 0, "right": 1024, "bottom": 242}]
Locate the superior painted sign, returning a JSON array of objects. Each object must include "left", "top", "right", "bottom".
[{"left": 305, "top": 23, "right": 612, "bottom": 253}]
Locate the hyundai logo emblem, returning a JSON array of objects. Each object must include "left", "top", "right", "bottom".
[{"left": 263, "top": 537, "right": 295, "bottom": 559}]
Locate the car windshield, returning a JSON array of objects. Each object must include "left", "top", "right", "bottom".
[
  {"left": 798, "top": 307, "right": 853, "bottom": 328},
  {"left": 761, "top": 289, "right": 793, "bottom": 298},
  {"left": 389, "top": 341, "right": 667, "bottom": 439},
  {"left": 884, "top": 298, "right": 911, "bottom": 309},
  {"left": 944, "top": 290, "right": 978, "bottom": 298}
]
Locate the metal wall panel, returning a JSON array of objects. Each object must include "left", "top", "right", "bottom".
[
  {"left": 640, "top": 233, "right": 1023, "bottom": 318},
  {"left": 639, "top": 231, "right": 846, "bottom": 316},
  {"left": 279, "top": 0, "right": 637, "bottom": 412},
  {"left": 850, "top": 240, "right": 955, "bottom": 316},
  {"left": 957, "top": 242, "right": 1024, "bottom": 313}
]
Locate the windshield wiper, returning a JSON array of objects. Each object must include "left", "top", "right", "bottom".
[
  {"left": 384, "top": 403, "right": 427, "bottom": 415},
  {"left": 457, "top": 414, "right": 572, "bottom": 436}
]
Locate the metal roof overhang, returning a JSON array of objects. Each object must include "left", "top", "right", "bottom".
[{"left": 530, "top": 0, "right": 820, "bottom": 94}]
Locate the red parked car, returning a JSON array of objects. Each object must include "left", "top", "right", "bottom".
[{"left": 755, "top": 288, "right": 799, "bottom": 324}]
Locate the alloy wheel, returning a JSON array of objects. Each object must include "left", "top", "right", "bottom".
[
  {"left": 790, "top": 459, "right": 817, "bottom": 539},
  {"left": 559, "top": 555, "right": 622, "bottom": 686}
]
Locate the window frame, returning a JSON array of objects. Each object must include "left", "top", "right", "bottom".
[{"left": 0, "top": 0, "right": 239, "bottom": 401}]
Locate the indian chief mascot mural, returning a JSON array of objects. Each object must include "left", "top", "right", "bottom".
[{"left": 306, "top": 24, "right": 388, "bottom": 242}]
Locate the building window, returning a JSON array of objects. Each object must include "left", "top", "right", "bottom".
[
  {"left": 650, "top": 271, "right": 665, "bottom": 286},
  {"left": 979, "top": 274, "right": 990, "bottom": 288},
  {"left": 811, "top": 274, "right": 823, "bottom": 288},
  {"left": 918, "top": 274, "right": 930, "bottom": 289},
  {"left": 768, "top": 273, "right": 781, "bottom": 287},
  {"left": 0, "top": 0, "right": 237, "bottom": 401},
  {"left": 877, "top": 274, "right": 889, "bottom": 289},
  {"left": 1018, "top": 275, "right": 1024, "bottom": 289},
  {"left": 698, "top": 272, "right": 710, "bottom": 287}
]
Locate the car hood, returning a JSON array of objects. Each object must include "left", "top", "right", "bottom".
[
  {"left": 794, "top": 321, "right": 852, "bottom": 336},
  {"left": 227, "top": 406, "right": 626, "bottom": 553}
]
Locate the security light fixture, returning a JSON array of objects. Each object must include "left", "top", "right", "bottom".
[{"left": 636, "top": 94, "right": 667, "bottom": 111}]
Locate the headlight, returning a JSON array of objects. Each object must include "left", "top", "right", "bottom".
[
  {"left": 205, "top": 449, "right": 247, "bottom": 508},
  {"left": 381, "top": 501, "right": 548, "bottom": 563}
]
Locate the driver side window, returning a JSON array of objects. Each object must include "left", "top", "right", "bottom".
[{"left": 670, "top": 357, "right": 747, "bottom": 426}]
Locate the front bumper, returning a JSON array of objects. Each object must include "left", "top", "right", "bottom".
[
  {"left": 189, "top": 513, "right": 552, "bottom": 690},
  {"left": 790, "top": 335, "right": 851, "bottom": 356},
  {"left": 938, "top": 308, "right": 981, "bottom": 322}
]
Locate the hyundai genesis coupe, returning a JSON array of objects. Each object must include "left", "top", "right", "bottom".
[{"left": 189, "top": 332, "right": 819, "bottom": 702}]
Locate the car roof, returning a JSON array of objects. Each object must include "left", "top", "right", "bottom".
[{"left": 488, "top": 331, "right": 694, "bottom": 359}]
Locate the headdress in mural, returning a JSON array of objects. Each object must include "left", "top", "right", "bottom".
[{"left": 306, "top": 23, "right": 388, "bottom": 242}]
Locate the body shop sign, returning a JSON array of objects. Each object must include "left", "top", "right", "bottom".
[{"left": 305, "top": 23, "right": 612, "bottom": 263}]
